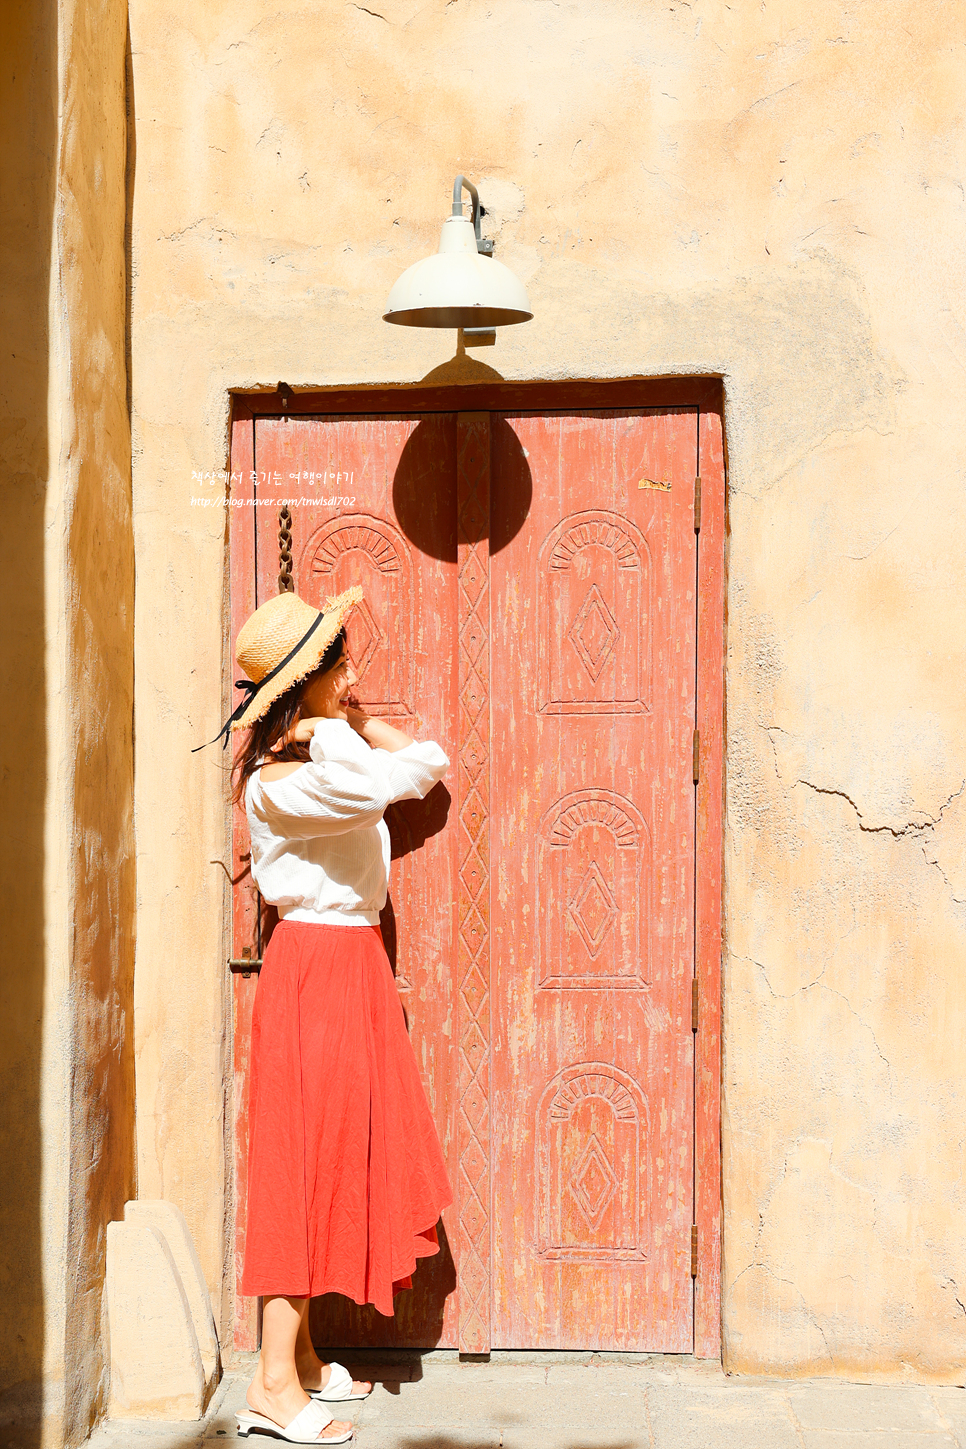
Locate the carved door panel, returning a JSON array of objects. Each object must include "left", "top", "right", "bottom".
[
  {"left": 489, "top": 410, "right": 698, "bottom": 1351},
  {"left": 237, "top": 414, "right": 461, "bottom": 1348}
]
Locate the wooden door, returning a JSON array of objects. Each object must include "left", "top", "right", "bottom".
[
  {"left": 229, "top": 413, "right": 462, "bottom": 1349},
  {"left": 488, "top": 410, "right": 697, "bottom": 1351},
  {"left": 227, "top": 390, "right": 722, "bottom": 1356}
]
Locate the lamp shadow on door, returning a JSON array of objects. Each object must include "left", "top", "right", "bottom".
[{"left": 391, "top": 410, "right": 533, "bottom": 563}]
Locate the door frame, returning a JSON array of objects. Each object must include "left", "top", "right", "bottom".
[{"left": 226, "top": 377, "right": 725, "bottom": 1358}]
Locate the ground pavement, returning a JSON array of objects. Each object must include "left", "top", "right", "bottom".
[{"left": 84, "top": 1351, "right": 966, "bottom": 1449}]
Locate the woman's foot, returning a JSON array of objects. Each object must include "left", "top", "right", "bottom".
[
  {"left": 296, "top": 1349, "right": 371, "bottom": 1399},
  {"left": 247, "top": 1366, "right": 353, "bottom": 1440}
]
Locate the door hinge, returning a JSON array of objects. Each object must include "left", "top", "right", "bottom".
[
  {"left": 692, "top": 978, "right": 699, "bottom": 1031},
  {"left": 694, "top": 474, "right": 702, "bottom": 533},
  {"left": 692, "top": 729, "right": 700, "bottom": 784},
  {"left": 690, "top": 1224, "right": 699, "bottom": 1278}
]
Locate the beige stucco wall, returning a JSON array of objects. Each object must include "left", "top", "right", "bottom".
[
  {"left": 127, "top": 0, "right": 966, "bottom": 1379},
  {"left": 1, "top": 0, "right": 135, "bottom": 1443}
]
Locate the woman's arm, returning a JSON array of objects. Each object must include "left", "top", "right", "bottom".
[
  {"left": 337, "top": 710, "right": 449, "bottom": 804},
  {"left": 253, "top": 717, "right": 448, "bottom": 838},
  {"left": 294, "top": 709, "right": 414, "bottom": 754},
  {"left": 341, "top": 708, "right": 449, "bottom": 799}
]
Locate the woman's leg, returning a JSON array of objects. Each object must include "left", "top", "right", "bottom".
[
  {"left": 247, "top": 1295, "right": 352, "bottom": 1437},
  {"left": 294, "top": 1304, "right": 372, "bottom": 1398}
]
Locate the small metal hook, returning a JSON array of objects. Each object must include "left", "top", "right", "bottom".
[{"left": 210, "top": 856, "right": 252, "bottom": 886}]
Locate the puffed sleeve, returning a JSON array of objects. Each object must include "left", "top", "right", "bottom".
[
  {"left": 366, "top": 737, "right": 450, "bottom": 803},
  {"left": 252, "top": 719, "right": 449, "bottom": 839}
]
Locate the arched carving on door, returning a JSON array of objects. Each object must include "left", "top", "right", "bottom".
[
  {"left": 536, "top": 1063, "right": 649, "bottom": 1260},
  {"left": 535, "top": 789, "right": 650, "bottom": 989},
  {"left": 537, "top": 510, "right": 651, "bottom": 714},
  {"left": 300, "top": 514, "right": 414, "bottom": 718}
]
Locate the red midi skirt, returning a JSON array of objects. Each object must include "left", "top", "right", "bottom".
[{"left": 240, "top": 920, "right": 453, "bottom": 1317}]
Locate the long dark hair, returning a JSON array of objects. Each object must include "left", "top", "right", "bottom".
[{"left": 229, "top": 626, "right": 347, "bottom": 807}]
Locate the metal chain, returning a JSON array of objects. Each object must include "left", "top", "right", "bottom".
[{"left": 277, "top": 506, "right": 294, "bottom": 593}]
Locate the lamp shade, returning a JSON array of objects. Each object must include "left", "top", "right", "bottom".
[{"left": 383, "top": 214, "right": 532, "bottom": 328}]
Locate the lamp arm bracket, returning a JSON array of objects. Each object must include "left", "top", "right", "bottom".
[{"left": 452, "top": 174, "right": 494, "bottom": 255}]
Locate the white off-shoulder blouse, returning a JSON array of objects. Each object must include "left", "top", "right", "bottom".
[{"left": 244, "top": 717, "right": 450, "bottom": 926}]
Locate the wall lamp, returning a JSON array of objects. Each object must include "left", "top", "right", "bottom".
[{"left": 383, "top": 175, "right": 533, "bottom": 332}]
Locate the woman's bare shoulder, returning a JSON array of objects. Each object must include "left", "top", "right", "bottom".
[{"left": 258, "top": 760, "right": 308, "bottom": 783}]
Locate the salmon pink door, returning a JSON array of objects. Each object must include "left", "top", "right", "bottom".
[
  {"left": 488, "top": 411, "right": 697, "bottom": 1350},
  {"left": 227, "top": 388, "right": 723, "bottom": 1357}
]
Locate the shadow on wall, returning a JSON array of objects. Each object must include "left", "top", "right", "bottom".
[{"left": 0, "top": 0, "right": 54, "bottom": 1444}]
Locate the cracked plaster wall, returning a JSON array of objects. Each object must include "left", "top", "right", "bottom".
[{"left": 127, "top": 0, "right": 966, "bottom": 1377}]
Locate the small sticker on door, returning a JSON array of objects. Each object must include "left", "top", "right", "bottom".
[{"left": 638, "top": 477, "right": 671, "bottom": 492}]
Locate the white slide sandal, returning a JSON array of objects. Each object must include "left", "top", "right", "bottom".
[
  {"left": 309, "top": 1361, "right": 372, "bottom": 1403},
  {"left": 237, "top": 1398, "right": 353, "bottom": 1444}
]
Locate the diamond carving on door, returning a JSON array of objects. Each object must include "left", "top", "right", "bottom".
[
  {"left": 540, "top": 510, "right": 651, "bottom": 715},
  {"left": 537, "top": 789, "right": 648, "bottom": 990},
  {"left": 569, "top": 583, "right": 619, "bottom": 681},
  {"left": 228, "top": 395, "right": 722, "bottom": 1357},
  {"left": 570, "top": 1136, "right": 618, "bottom": 1229},
  {"left": 538, "top": 1063, "right": 647, "bottom": 1260},
  {"left": 569, "top": 862, "right": 617, "bottom": 957}
]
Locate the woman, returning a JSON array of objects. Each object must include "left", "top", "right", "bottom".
[{"left": 217, "top": 585, "right": 452, "bottom": 1445}]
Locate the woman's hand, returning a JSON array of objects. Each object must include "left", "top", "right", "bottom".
[
  {"left": 273, "top": 716, "right": 324, "bottom": 749},
  {"left": 347, "top": 706, "right": 414, "bottom": 753},
  {"left": 344, "top": 703, "right": 373, "bottom": 735}
]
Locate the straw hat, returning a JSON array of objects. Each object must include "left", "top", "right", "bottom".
[
  {"left": 232, "top": 583, "right": 364, "bottom": 730},
  {"left": 192, "top": 583, "right": 363, "bottom": 752}
]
